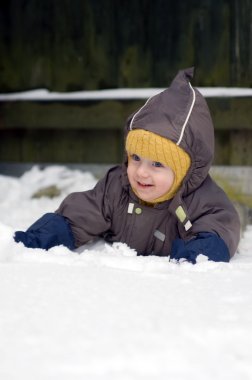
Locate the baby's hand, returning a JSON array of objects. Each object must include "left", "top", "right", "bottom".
[{"left": 170, "top": 232, "right": 230, "bottom": 264}]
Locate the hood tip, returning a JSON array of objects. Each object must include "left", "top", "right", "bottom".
[{"left": 182, "top": 67, "right": 195, "bottom": 81}]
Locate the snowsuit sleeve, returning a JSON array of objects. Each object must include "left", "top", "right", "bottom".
[
  {"left": 56, "top": 169, "right": 115, "bottom": 248},
  {"left": 184, "top": 176, "right": 241, "bottom": 258},
  {"left": 14, "top": 168, "right": 118, "bottom": 250}
]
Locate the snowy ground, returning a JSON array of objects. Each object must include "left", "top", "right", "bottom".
[{"left": 1, "top": 165, "right": 252, "bottom": 380}]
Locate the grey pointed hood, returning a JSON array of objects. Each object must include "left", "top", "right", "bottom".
[
  {"left": 57, "top": 67, "right": 240, "bottom": 258},
  {"left": 125, "top": 67, "right": 215, "bottom": 196}
]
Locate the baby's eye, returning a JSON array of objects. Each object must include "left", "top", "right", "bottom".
[
  {"left": 131, "top": 154, "right": 141, "bottom": 161},
  {"left": 153, "top": 161, "right": 164, "bottom": 168}
]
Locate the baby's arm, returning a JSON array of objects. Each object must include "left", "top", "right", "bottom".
[
  {"left": 172, "top": 176, "right": 241, "bottom": 264},
  {"left": 170, "top": 232, "right": 230, "bottom": 264},
  {"left": 14, "top": 166, "right": 119, "bottom": 251},
  {"left": 14, "top": 213, "right": 75, "bottom": 250}
]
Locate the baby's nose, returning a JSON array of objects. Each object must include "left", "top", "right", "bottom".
[{"left": 137, "top": 163, "right": 149, "bottom": 177}]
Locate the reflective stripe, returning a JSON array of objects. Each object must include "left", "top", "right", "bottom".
[
  {"left": 184, "top": 220, "right": 192, "bottom": 231},
  {"left": 176, "top": 83, "right": 196, "bottom": 146},
  {"left": 154, "top": 230, "right": 165, "bottom": 242},
  {"left": 127, "top": 203, "right": 134, "bottom": 214},
  {"left": 175, "top": 206, "right": 187, "bottom": 223}
]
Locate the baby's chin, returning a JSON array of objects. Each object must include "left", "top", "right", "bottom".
[{"left": 133, "top": 188, "right": 157, "bottom": 203}]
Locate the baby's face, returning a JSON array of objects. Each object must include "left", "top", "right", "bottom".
[{"left": 127, "top": 153, "right": 174, "bottom": 202}]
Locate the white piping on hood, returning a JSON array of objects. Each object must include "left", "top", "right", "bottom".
[
  {"left": 129, "top": 82, "right": 196, "bottom": 145},
  {"left": 129, "top": 96, "right": 152, "bottom": 130},
  {"left": 176, "top": 82, "right": 196, "bottom": 146}
]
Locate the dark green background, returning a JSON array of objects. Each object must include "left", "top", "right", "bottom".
[
  {"left": 0, "top": 0, "right": 251, "bottom": 166},
  {"left": 0, "top": 0, "right": 251, "bottom": 92}
]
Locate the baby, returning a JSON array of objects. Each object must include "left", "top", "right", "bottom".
[{"left": 14, "top": 68, "right": 240, "bottom": 263}]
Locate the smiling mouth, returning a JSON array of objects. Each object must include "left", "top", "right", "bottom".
[{"left": 137, "top": 181, "right": 153, "bottom": 188}]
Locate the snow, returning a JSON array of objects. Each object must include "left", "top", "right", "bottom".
[
  {"left": 0, "top": 165, "right": 252, "bottom": 380},
  {"left": 0, "top": 87, "right": 252, "bottom": 101}
]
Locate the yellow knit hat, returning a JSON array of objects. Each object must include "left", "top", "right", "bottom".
[{"left": 126, "top": 129, "right": 191, "bottom": 202}]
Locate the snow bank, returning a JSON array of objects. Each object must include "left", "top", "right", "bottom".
[{"left": 0, "top": 165, "right": 252, "bottom": 380}]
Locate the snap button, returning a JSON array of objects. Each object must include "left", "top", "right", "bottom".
[{"left": 135, "top": 207, "right": 142, "bottom": 215}]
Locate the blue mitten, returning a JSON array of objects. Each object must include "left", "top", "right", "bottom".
[
  {"left": 14, "top": 213, "right": 75, "bottom": 250},
  {"left": 170, "top": 232, "right": 230, "bottom": 264}
]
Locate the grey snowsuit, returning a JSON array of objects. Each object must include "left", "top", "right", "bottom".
[{"left": 55, "top": 68, "right": 240, "bottom": 258}]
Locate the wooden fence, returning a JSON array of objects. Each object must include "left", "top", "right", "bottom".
[{"left": 0, "top": 96, "right": 251, "bottom": 165}]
